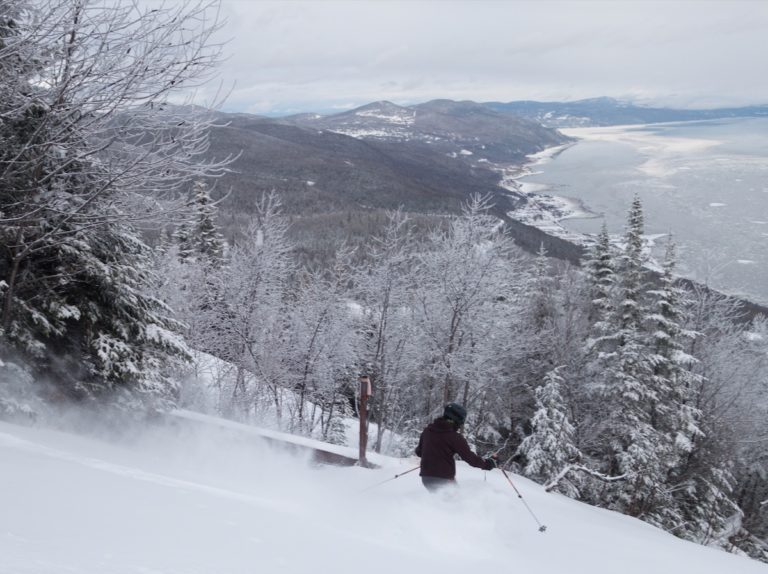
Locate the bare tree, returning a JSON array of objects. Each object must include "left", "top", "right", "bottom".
[
  {"left": 203, "top": 193, "right": 294, "bottom": 418},
  {"left": 357, "top": 209, "right": 420, "bottom": 451},
  {"left": 283, "top": 254, "right": 358, "bottom": 439},
  {"left": 412, "top": 195, "right": 524, "bottom": 412}
]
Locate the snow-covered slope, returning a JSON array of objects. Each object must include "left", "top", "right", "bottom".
[{"left": 1, "top": 418, "right": 764, "bottom": 574}]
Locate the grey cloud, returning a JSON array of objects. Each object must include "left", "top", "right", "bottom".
[{"left": 197, "top": 0, "right": 768, "bottom": 114}]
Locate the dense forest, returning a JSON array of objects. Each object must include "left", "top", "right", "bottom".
[{"left": 162, "top": 188, "right": 768, "bottom": 560}]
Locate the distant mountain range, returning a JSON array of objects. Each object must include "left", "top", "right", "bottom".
[{"left": 484, "top": 96, "right": 768, "bottom": 127}]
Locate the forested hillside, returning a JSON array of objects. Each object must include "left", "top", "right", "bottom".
[{"left": 200, "top": 101, "right": 574, "bottom": 265}]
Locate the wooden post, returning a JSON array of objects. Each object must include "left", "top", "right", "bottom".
[{"left": 358, "top": 374, "right": 371, "bottom": 467}]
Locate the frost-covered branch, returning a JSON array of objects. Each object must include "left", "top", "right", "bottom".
[
  {"left": 1, "top": 0, "right": 233, "bottom": 332},
  {"left": 544, "top": 464, "right": 628, "bottom": 492}
]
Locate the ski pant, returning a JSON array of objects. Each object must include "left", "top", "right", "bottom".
[{"left": 421, "top": 476, "right": 457, "bottom": 493}]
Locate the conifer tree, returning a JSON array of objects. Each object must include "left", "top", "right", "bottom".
[
  {"left": 585, "top": 221, "right": 616, "bottom": 331},
  {"left": 646, "top": 238, "right": 703, "bottom": 456},
  {"left": 530, "top": 243, "right": 556, "bottom": 330},
  {"left": 597, "top": 195, "right": 670, "bottom": 517},
  {"left": 619, "top": 194, "right": 646, "bottom": 334},
  {"left": 173, "top": 195, "right": 196, "bottom": 263},
  {"left": 191, "top": 181, "right": 226, "bottom": 262},
  {"left": 174, "top": 181, "right": 225, "bottom": 263},
  {"left": 520, "top": 367, "right": 581, "bottom": 496},
  {"left": 0, "top": 0, "right": 224, "bottom": 403},
  {"left": 672, "top": 452, "right": 740, "bottom": 545},
  {"left": 580, "top": 222, "right": 620, "bottom": 464}
]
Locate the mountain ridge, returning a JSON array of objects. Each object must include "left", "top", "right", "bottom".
[
  {"left": 258, "top": 97, "right": 768, "bottom": 127},
  {"left": 484, "top": 96, "right": 768, "bottom": 127}
]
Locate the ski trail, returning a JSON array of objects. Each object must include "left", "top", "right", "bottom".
[{"left": 0, "top": 430, "right": 299, "bottom": 513}]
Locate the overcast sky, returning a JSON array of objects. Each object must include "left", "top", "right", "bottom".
[{"left": 200, "top": 0, "right": 768, "bottom": 115}]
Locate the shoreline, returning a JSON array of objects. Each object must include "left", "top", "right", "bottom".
[
  {"left": 498, "top": 140, "right": 601, "bottom": 245},
  {"left": 501, "top": 120, "right": 725, "bottom": 239},
  {"left": 499, "top": 121, "right": 768, "bottom": 311}
]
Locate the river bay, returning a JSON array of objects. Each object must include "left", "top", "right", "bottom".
[{"left": 520, "top": 118, "right": 768, "bottom": 305}]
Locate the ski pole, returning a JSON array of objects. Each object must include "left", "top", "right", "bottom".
[
  {"left": 499, "top": 467, "right": 548, "bottom": 533},
  {"left": 360, "top": 465, "right": 420, "bottom": 493}
]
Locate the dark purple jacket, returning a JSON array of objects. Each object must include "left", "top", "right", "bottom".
[{"left": 415, "top": 417, "right": 493, "bottom": 479}]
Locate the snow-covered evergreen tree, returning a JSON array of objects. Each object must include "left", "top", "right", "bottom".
[
  {"left": 529, "top": 243, "right": 557, "bottom": 331},
  {"left": 74, "top": 220, "right": 190, "bottom": 401},
  {"left": 580, "top": 222, "right": 620, "bottom": 456},
  {"left": 618, "top": 194, "right": 647, "bottom": 335},
  {"left": 192, "top": 181, "right": 226, "bottom": 261},
  {"left": 646, "top": 239, "right": 703, "bottom": 459},
  {"left": 0, "top": 0, "right": 225, "bottom": 403},
  {"left": 585, "top": 221, "right": 617, "bottom": 331},
  {"left": 3, "top": 203, "right": 189, "bottom": 402},
  {"left": 175, "top": 181, "right": 226, "bottom": 263},
  {"left": 173, "top": 196, "right": 196, "bottom": 263},
  {"left": 592, "top": 195, "right": 671, "bottom": 517},
  {"left": 519, "top": 367, "right": 581, "bottom": 496}
]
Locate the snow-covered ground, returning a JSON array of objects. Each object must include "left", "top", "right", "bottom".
[
  {"left": 171, "top": 409, "right": 394, "bottom": 468},
  {"left": 1, "top": 417, "right": 765, "bottom": 574},
  {"left": 180, "top": 350, "right": 405, "bottom": 456}
]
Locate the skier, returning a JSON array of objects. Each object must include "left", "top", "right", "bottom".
[{"left": 415, "top": 402, "right": 497, "bottom": 492}]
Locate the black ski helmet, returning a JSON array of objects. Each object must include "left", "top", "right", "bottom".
[{"left": 443, "top": 402, "right": 467, "bottom": 426}]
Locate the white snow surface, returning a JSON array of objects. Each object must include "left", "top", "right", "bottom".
[
  {"left": 172, "top": 409, "right": 393, "bottom": 468},
  {"left": 354, "top": 108, "right": 415, "bottom": 126},
  {"left": 1, "top": 417, "right": 765, "bottom": 574}
]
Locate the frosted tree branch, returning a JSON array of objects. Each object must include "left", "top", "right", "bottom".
[{"left": 544, "top": 464, "right": 628, "bottom": 493}]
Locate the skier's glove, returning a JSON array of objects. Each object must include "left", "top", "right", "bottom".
[{"left": 483, "top": 456, "right": 498, "bottom": 470}]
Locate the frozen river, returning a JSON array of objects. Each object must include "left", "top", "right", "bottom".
[{"left": 520, "top": 118, "right": 768, "bottom": 305}]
